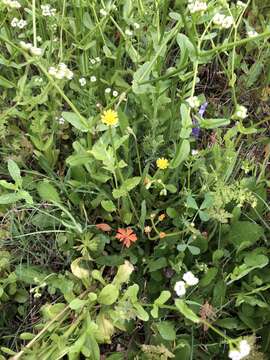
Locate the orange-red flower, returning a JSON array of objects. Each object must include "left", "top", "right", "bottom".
[{"left": 115, "top": 228, "right": 137, "bottom": 248}]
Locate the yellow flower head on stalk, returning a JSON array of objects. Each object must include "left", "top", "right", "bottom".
[
  {"left": 101, "top": 109, "right": 118, "bottom": 126},
  {"left": 156, "top": 157, "right": 169, "bottom": 170}
]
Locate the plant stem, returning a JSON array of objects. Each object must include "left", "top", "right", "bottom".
[{"left": 32, "top": 0, "right": 37, "bottom": 47}]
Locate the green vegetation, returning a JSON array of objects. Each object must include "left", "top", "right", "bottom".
[{"left": 0, "top": 0, "right": 270, "bottom": 359}]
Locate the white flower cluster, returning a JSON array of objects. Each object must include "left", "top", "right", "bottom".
[
  {"left": 188, "top": 0, "right": 207, "bottom": 13},
  {"left": 104, "top": 88, "right": 118, "bottom": 97},
  {"left": 11, "top": 17, "right": 27, "bottom": 28},
  {"left": 56, "top": 116, "right": 65, "bottom": 125},
  {"left": 247, "top": 30, "right": 258, "bottom": 38},
  {"left": 236, "top": 1, "right": 246, "bottom": 7},
  {"left": 79, "top": 77, "right": 86, "bottom": 86},
  {"left": 100, "top": 8, "right": 107, "bottom": 16},
  {"left": 234, "top": 105, "right": 247, "bottom": 119},
  {"left": 2, "top": 0, "right": 21, "bottom": 8},
  {"left": 186, "top": 96, "right": 200, "bottom": 108},
  {"left": 229, "top": 340, "right": 251, "bottom": 360},
  {"left": 48, "top": 63, "right": 73, "bottom": 80},
  {"left": 133, "top": 22, "right": 140, "bottom": 29},
  {"left": 174, "top": 271, "right": 199, "bottom": 297},
  {"left": 20, "top": 41, "right": 43, "bottom": 56},
  {"left": 213, "top": 13, "right": 234, "bottom": 29},
  {"left": 125, "top": 28, "right": 133, "bottom": 36},
  {"left": 90, "top": 57, "right": 101, "bottom": 65},
  {"left": 41, "top": 4, "right": 56, "bottom": 17}
]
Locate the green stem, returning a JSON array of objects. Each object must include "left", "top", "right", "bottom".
[{"left": 32, "top": 0, "right": 37, "bottom": 47}]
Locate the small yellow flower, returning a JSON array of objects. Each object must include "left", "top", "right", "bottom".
[
  {"left": 101, "top": 109, "right": 118, "bottom": 126},
  {"left": 158, "top": 214, "right": 166, "bottom": 221},
  {"left": 156, "top": 157, "right": 169, "bottom": 170},
  {"left": 159, "top": 232, "right": 167, "bottom": 239}
]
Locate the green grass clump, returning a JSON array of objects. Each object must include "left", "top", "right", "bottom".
[{"left": 0, "top": 0, "right": 270, "bottom": 359}]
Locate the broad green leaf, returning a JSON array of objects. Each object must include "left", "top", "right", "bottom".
[
  {"left": 175, "top": 299, "right": 200, "bottom": 323},
  {"left": 171, "top": 139, "right": 190, "bottom": 168},
  {"left": 101, "top": 200, "right": 116, "bottom": 212},
  {"left": 8, "top": 160, "right": 22, "bottom": 187},
  {"left": 200, "top": 268, "right": 218, "bottom": 287},
  {"left": 156, "top": 321, "right": 176, "bottom": 341},
  {"left": 186, "top": 195, "right": 198, "bottom": 209},
  {"left": 96, "top": 312, "right": 115, "bottom": 343},
  {"left": 123, "top": 177, "right": 141, "bottom": 191},
  {"left": 177, "top": 34, "right": 196, "bottom": 61},
  {"left": 228, "top": 221, "right": 264, "bottom": 251},
  {"left": 98, "top": 284, "right": 119, "bottom": 305},
  {"left": 37, "top": 181, "right": 61, "bottom": 203},
  {"left": 71, "top": 258, "right": 90, "bottom": 279},
  {"left": 69, "top": 298, "right": 88, "bottom": 310},
  {"left": 112, "top": 188, "right": 127, "bottom": 199},
  {"left": 148, "top": 257, "right": 167, "bottom": 272},
  {"left": 62, "top": 112, "right": 89, "bottom": 132},
  {"left": 179, "top": 104, "right": 192, "bottom": 139},
  {"left": 0, "top": 192, "right": 23, "bottom": 204},
  {"left": 199, "top": 118, "right": 230, "bottom": 129},
  {"left": 0, "top": 180, "right": 17, "bottom": 190},
  {"left": 151, "top": 291, "right": 171, "bottom": 318}
]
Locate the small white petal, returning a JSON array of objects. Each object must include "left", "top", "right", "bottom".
[
  {"left": 183, "top": 271, "right": 199, "bottom": 286},
  {"left": 105, "top": 87, "right": 111, "bottom": 94},
  {"left": 90, "top": 76, "right": 97, "bottom": 82},
  {"left": 112, "top": 90, "right": 118, "bottom": 97},
  {"left": 174, "top": 281, "right": 186, "bottom": 296}
]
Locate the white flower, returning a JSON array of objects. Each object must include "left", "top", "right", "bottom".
[
  {"left": 90, "top": 76, "right": 97, "bottom": 82},
  {"left": 229, "top": 340, "right": 251, "bottom": 360},
  {"left": 65, "top": 69, "right": 74, "bottom": 80},
  {"left": 247, "top": 30, "right": 258, "bottom": 37},
  {"left": 17, "top": 19, "right": 27, "bottom": 29},
  {"left": 239, "top": 340, "right": 250, "bottom": 357},
  {"left": 235, "top": 105, "right": 247, "bottom": 119},
  {"left": 229, "top": 350, "right": 242, "bottom": 360},
  {"left": 105, "top": 87, "right": 111, "bottom": 94},
  {"left": 95, "top": 57, "right": 101, "bottom": 62},
  {"left": 58, "top": 116, "right": 65, "bottom": 125},
  {"left": 133, "top": 22, "right": 140, "bottom": 29},
  {"left": 186, "top": 96, "right": 200, "bottom": 108},
  {"left": 11, "top": 17, "right": 19, "bottom": 27},
  {"left": 20, "top": 41, "right": 33, "bottom": 50},
  {"left": 222, "top": 16, "right": 234, "bottom": 29},
  {"left": 125, "top": 28, "right": 133, "bottom": 36},
  {"left": 79, "top": 77, "right": 86, "bottom": 86},
  {"left": 100, "top": 8, "right": 107, "bottom": 16},
  {"left": 188, "top": 1, "right": 207, "bottom": 13},
  {"left": 48, "top": 66, "right": 57, "bottom": 76},
  {"left": 90, "top": 58, "right": 96, "bottom": 64},
  {"left": 112, "top": 90, "right": 118, "bottom": 97},
  {"left": 174, "top": 281, "right": 186, "bottom": 296},
  {"left": 30, "top": 46, "right": 43, "bottom": 56},
  {"left": 183, "top": 271, "right": 199, "bottom": 286},
  {"left": 41, "top": 4, "right": 56, "bottom": 17},
  {"left": 213, "top": 13, "right": 225, "bottom": 26},
  {"left": 236, "top": 1, "right": 246, "bottom": 7},
  {"left": 48, "top": 63, "right": 73, "bottom": 80},
  {"left": 3, "top": 0, "right": 21, "bottom": 8},
  {"left": 192, "top": 149, "right": 199, "bottom": 156},
  {"left": 36, "top": 36, "right": 42, "bottom": 42}
]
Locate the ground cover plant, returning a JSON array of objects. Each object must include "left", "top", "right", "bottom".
[{"left": 0, "top": 0, "right": 270, "bottom": 359}]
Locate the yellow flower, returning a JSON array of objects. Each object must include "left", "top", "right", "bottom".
[
  {"left": 101, "top": 109, "right": 118, "bottom": 126},
  {"left": 158, "top": 213, "right": 166, "bottom": 221},
  {"left": 156, "top": 157, "right": 169, "bottom": 170}
]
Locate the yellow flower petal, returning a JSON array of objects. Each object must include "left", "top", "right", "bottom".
[{"left": 101, "top": 109, "right": 118, "bottom": 126}]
